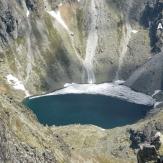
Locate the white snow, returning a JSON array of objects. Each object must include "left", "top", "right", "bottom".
[
  {"left": 100, "top": 128, "right": 105, "bottom": 131},
  {"left": 84, "top": 0, "right": 98, "bottom": 84},
  {"left": 152, "top": 90, "right": 161, "bottom": 97},
  {"left": 114, "top": 80, "right": 125, "bottom": 85},
  {"left": 6, "top": 74, "right": 30, "bottom": 97},
  {"left": 154, "top": 132, "right": 163, "bottom": 149},
  {"left": 132, "top": 30, "right": 138, "bottom": 34},
  {"left": 155, "top": 132, "right": 161, "bottom": 138},
  {"left": 158, "top": 23, "right": 163, "bottom": 30},
  {"left": 47, "top": 10, "right": 70, "bottom": 33},
  {"left": 26, "top": 9, "right": 30, "bottom": 17},
  {"left": 154, "top": 101, "right": 163, "bottom": 108},
  {"left": 64, "top": 83, "right": 76, "bottom": 87},
  {"left": 59, "top": 3, "right": 63, "bottom": 7},
  {"left": 94, "top": 126, "right": 106, "bottom": 131},
  {"left": 152, "top": 90, "right": 163, "bottom": 108},
  {"left": 30, "top": 83, "right": 155, "bottom": 106}
]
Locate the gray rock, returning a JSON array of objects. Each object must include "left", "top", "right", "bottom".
[
  {"left": 25, "top": 0, "right": 37, "bottom": 11},
  {"left": 137, "top": 144, "right": 159, "bottom": 163},
  {"left": 0, "top": 119, "right": 58, "bottom": 163},
  {"left": 153, "top": 90, "right": 163, "bottom": 101},
  {"left": 0, "top": 0, "right": 18, "bottom": 46}
]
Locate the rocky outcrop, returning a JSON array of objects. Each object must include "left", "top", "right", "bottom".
[
  {"left": 125, "top": 0, "right": 163, "bottom": 95},
  {"left": 129, "top": 120, "right": 163, "bottom": 162},
  {"left": 0, "top": 0, "right": 84, "bottom": 95},
  {"left": 125, "top": 52, "right": 163, "bottom": 94},
  {"left": 25, "top": 0, "right": 37, "bottom": 11},
  {"left": 137, "top": 144, "right": 159, "bottom": 163},
  {"left": 140, "top": 0, "right": 163, "bottom": 53},
  {"left": 0, "top": 119, "right": 57, "bottom": 163},
  {"left": 0, "top": 0, "right": 18, "bottom": 46}
]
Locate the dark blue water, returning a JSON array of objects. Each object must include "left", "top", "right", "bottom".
[{"left": 24, "top": 94, "right": 151, "bottom": 129}]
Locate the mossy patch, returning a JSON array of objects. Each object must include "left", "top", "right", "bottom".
[
  {"left": 44, "top": 13, "right": 62, "bottom": 49},
  {"left": 16, "top": 36, "right": 25, "bottom": 45},
  {"left": 5, "top": 48, "right": 17, "bottom": 72},
  {"left": 76, "top": 8, "right": 85, "bottom": 40},
  {"left": 117, "top": 16, "right": 124, "bottom": 46}
]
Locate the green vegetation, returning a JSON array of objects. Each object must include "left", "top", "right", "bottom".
[
  {"left": 117, "top": 16, "right": 124, "bottom": 46},
  {"left": 16, "top": 36, "right": 25, "bottom": 45},
  {"left": 44, "top": 13, "right": 62, "bottom": 48},
  {"left": 110, "top": 0, "right": 127, "bottom": 9},
  {"left": 76, "top": 8, "right": 84, "bottom": 39}
]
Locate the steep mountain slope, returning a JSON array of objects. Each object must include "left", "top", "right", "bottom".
[
  {"left": 125, "top": 0, "right": 163, "bottom": 94},
  {"left": 1, "top": 0, "right": 163, "bottom": 162},
  {"left": 1, "top": 0, "right": 161, "bottom": 95}
]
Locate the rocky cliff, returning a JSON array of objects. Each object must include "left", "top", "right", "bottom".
[
  {"left": 1, "top": 0, "right": 163, "bottom": 162},
  {"left": 1, "top": 0, "right": 162, "bottom": 95}
]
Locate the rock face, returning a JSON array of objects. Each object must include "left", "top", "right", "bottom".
[
  {"left": 125, "top": 0, "right": 163, "bottom": 95},
  {"left": 129, "top": 120, "right": 163, "bottom": 162},
  {"left": 0, "top": 120, "right": 57, "bottom": 163},
  {"left": 137, "top": 144, "right": 158, "bottom": 163},
  {"left": 0, "top": 0, "right": 84, "bottom": 95},
  {"left": 1, "top": 0, "right": 162, "bottom": 95},
  {"left": 0, "top": 0, "right": 18, "bottom": 45},
  {"left": 1, "top": 0, "right": 163, "bottom": 162}
]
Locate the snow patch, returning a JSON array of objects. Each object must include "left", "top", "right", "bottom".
[
  {"left": 155, "top": 132, "right": 161, "bottom": 138},
  {"left": 64, "top": 83, "right": 76, "bottom": 87},
  {"left": 26, "top": 9, "right": 30, "bottom": 17},
  {"left": 47, "top": 10, "right": 70, "bottom": 33},
  {"left": 132, "top": 30, "right": 138, "bottom": 34},
  {"left": 114, "top": 80, "right": 125, "bottom": 85},
  {"left": 30, "top": 83, "right": 155, "bottom": 106},
  {"left": 154, "top": 101, "right": 163, "bottom": 108},
  {"left": 59, "top": 3, "right": 63, "bottom": 7},
  {"left": 6, "top": 74, "right": 30, "bottom": 97},
  {"left": 152, "top": 90, "right": 161, "bottom": 97},
  {"left": 94, "top": 126, "right": 106, "bottom": 131},
  {"left": 100, "top": 128, "right": 105, "bottom": 131}
]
